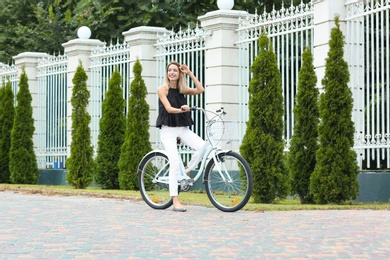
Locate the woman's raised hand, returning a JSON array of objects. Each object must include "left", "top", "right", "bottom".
[{"left": 179, "top": 64, "right": 191, "bottom": 74}]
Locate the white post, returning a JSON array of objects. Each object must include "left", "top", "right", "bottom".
[
  {"left": 199, "top": 9, "right": 248, "bottom": 151},
  {"left": 62, "top": 37, "right": 104, "bottom": 158},
  {"left": 344, "top": 0, "right": 366, "bottom": 168},
  {"left": 13, "top": 52, "right": 49, "bottom": 168},
  {"left": 198, "top": 9, "right": 248, "bottom": 120},
  {"left": 313, "top": 0, "right": 347, "bottom": 91},
  {"left": 123, "top": 26, "right": 169, "bottom": 147}
]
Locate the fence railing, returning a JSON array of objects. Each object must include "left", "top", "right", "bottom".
[
  {"left": 154, "top": 26, "right": 208, "bottom": 162},
  {"left": 90, "top": 41, "right": 131, "bottom": 156},
  {"left": 345, "top": 0, "right": 390, "bottom": 169},
  {"left": 36, "top": 54, "right": 68, "bottom": 169},
  {"left": 0, "top": 63, "right": 18, "bottom": 103},
  {"left": 236, "top": 2, "right": 314, "bottom": 148},
  {"left": 0, "top": 0, "right": 389, "bottom": 170}
]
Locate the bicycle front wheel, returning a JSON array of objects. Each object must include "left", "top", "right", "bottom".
[
  {"left": 138, "top": 151, "right": 172, "bottom": 210},
  {"left": 204, "top": 151, "right": 253, "bottom": 212}
]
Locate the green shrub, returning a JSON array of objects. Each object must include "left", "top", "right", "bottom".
[
  {"left": 66, "top": 62, "right": 94, "bottom": 189},
  {"left": 0, "top": 80, "right": 15, "bottom": 183},
  {"left": 310, "top": 16, "right": 359, "bottom": 204},
  {"left": 287, "top": 47, "right": 319, "bottom": 204},
  {"left": 9, "top": 68, "right": 39, "bottom": 184},
  {"left": 240, "top": 32, "right": 289, "bottom": 203},
  {"left": 95, "top": 69, "right": 126, "bottom": 189},
  {"left": 118, "top": 59, "right": 152, "bottom": 190}
]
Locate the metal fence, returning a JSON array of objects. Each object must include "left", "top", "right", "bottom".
[
  {"left": 0, "top": 63, "right": 18, "bottom": 102},
  {"left": 154, "top": 26, "right": 208, "bottom": 161},
  {"left": 1, "top": 0, "right": 389, "bottom": 170},
  {"left": 346, "top": 0, "right": 390, "bottom": 169},
  {"left": 36, "top": 54, "right": 68, "bottom": 169},
  {"left": 236, "top": 1, "right": 314, "bottom": 148},
  {"left": 237, "top": 0, "right": 390, "bottom": 170},
  {"left": 34, "top": 41, "right": 131, "bottom": 168},
  {"left": 90, "top": 41, "right": 131, "bottom": 156}
]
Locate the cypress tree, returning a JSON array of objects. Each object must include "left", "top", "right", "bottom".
[
  {"left": 240, "top": 32, "right": 289, "bottom": 203},
  {"left": 287, "top": 47, "right": 319, "bottom": 204},
  {"left": 310, "top": 16, "right": 359, "bottom": 204},
  {"left": 118, "top": 59, "right": 152, "bottom": 190},
  {"left": 0, "top": 80, "right": 15, "bottom": 183},
  {"left": 9, "top": 68, "right": 39, "bottom": 184},
  {"left": 95, "top": 69, "right": 126, "bottom": 189},
  {"left": 66, "top": 61, "right": 94, "bottom": 189},
  {"left": 0, "top": 85, "right": 5, "bottom": 182}
]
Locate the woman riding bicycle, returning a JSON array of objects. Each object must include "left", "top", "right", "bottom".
[{"left": 155, "top": 61, "right": 205, "bottom": 212}]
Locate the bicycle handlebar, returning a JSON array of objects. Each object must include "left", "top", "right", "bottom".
[{"left": 190, "top": 106, "right": 227, "bottom": 115}]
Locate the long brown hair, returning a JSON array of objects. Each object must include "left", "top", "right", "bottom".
[{"left": 163, "top": 61, "right": 189, "bottom": 94}]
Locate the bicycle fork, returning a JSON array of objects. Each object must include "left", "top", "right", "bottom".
[{"left": 211, "top": 151, "right": 233, "bottom": 183}]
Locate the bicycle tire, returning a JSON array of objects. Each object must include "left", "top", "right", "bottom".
[
  {"left": 204, "top": 151, "right": 253, "bottom": 212},
  {"left": 138, "top": 151, "right": 173, "bottom": 210}
]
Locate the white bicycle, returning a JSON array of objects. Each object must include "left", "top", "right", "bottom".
[{"left": 138, "top": 107, "right": 253, "bottom": 212}]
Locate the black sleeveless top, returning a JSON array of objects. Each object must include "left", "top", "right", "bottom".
[{"left": 156, "top": 88, "right": 193, "bottom": 128}]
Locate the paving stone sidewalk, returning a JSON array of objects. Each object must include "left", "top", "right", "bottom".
[{"left": 1, "top": 191, "right": 390, "bottom": 259}]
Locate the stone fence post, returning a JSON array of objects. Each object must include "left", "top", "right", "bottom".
[
  {"left": 313, "top": 0, "right": 347, "bottom": 91},
  {"left": 62, "top": 38, "right": 105, "bottom": 157},
  {"left": 13, "top": 52, "right": 48, "bottom": 161},
  {"left": 122, "top": 26, "right": 169, "bottom": 147},
  {"left": 198, "top": 10, "right": 248, "bottom": 121}
]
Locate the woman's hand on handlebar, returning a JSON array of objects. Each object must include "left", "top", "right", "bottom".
[{"left": 181, "top": 105, "right": 190, "bottom": 112}]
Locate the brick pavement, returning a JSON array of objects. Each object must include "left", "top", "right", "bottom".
[{"left": 1, "top": 191, "right": 390, "bottom": 259}]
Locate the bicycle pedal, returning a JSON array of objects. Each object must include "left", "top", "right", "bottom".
[{"left": 179, "top": 180, "right": 192, "bottom": 192}]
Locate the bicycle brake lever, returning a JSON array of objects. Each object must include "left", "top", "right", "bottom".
[{"left": 216, "top": 107, "right": 226, "bottom": 115}]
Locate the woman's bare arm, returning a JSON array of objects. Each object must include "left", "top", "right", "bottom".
[
  {"left": 158, "top": 86, "right": 190, "bottom": 113},
  {"left": 180, "top": 64, "right": 204, "bottom": 95}
]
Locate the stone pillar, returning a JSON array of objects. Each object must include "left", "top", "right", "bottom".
[
  {"left": 13, "top": 52, "right": 49, "bottom": 168},
  {"left": 62, "top": 38, "right": 104, "bottom": 157},
  {"left": 313, "top": 0, "right": 347, "bottom": 91},
  {"left": 122, "top": 26, "right": 169, "bottom": 147},
  {"left": 198, "top": 10, "right": 248, "bottom": 121},
  {"left": 198, "top": 10, "right": 248, "bottom": 152}
]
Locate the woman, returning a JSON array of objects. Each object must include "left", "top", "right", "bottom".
[{"left": 156, "top": 61, "right": 205, "bottom": 212}]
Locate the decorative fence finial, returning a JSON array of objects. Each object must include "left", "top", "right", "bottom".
[
  {"left": 217, "top": 0, "right": 234, "bottom": 10},
  {"left": 77, "top": 26, "right": 91, "bottom": 39}
]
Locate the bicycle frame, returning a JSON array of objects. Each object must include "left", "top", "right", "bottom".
[
  {"left": 140, "top": 107, "right": 231, "bottom": 188},
  {"left": 138, "top": 106, "right": 253, "bottom": 212}
]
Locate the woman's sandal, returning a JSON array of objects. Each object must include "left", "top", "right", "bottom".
[{"left": 172, "top": 206, "right": 187, "bottom": 212}]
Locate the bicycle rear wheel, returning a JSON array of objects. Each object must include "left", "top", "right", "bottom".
[
  {"left": 138, "top": 151, "right": 172, "bottom": 209},
  {"left": 204, "top": 151, "right": 253, "bottom": 212}
]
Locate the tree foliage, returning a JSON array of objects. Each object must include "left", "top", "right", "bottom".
[
  {"left": 118, "top": 59, "right": 152, "bottom": 190},
  {"left": 0, "top": 0, "right": 74, "bottom": 64},
  {"left": 9, "top": 68, "right": 39, "bottom": 184},
  {"left": 0, "top": 0, "right": 311, "bottom": 64},
  {"left": 66, "top": 61, "right": 94, "bottom": 189},
  {"left": 240, "top": 32, "right": 289, "bottom": 203},
  {"left": 287, "top": 47, "right": 319, "bottom": 204},
  {"left": 310, "top": 16, "right": 359, "bottom": 204},
  {"left": 0, "top": 81, "right": 15, "bottom": 183},
  {"left": 95, "top": 69, "right": 126, "bottom": 189}
]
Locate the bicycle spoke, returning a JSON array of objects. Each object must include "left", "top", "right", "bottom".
[
  {"left": 205, "top": 151, "right": 253, "bottom": 212},
  {"left": 138, "top": 152, "right": 172, "bottom": 209}
]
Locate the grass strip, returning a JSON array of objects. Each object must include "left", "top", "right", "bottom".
[{"left": 1, "top": 184, "right": 389, "bottom": 211}]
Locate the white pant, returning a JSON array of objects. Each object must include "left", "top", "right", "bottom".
[{"left": 160, "top": 126, "right": 205, "bottom": 196}]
